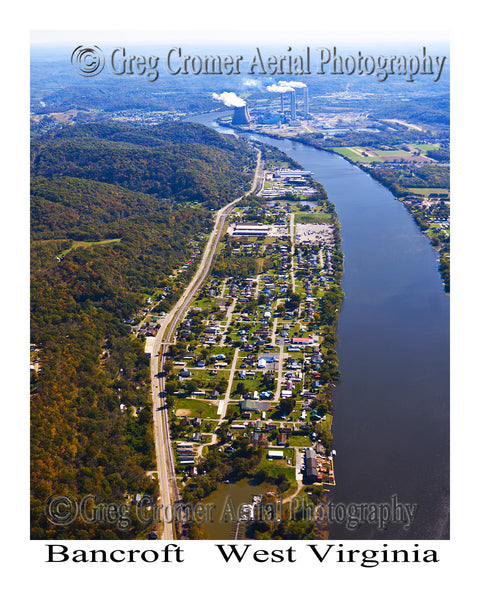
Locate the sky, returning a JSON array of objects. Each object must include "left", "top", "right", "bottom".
[{"left": 30, "top": 30, "right": 450, "bottom": 46}]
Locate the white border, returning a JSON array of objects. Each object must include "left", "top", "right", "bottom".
[{"left": 3, "top": 0, "right": 477, "bottom": 597}]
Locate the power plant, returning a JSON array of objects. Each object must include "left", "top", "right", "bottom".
[
  {"left": 214, "top": 82, "right": 308, "bottom": 128},
  {"left": 290, "top": 90, "right": 296, "bottom": 120},
  {"left": 232, "top": 104, "right": 252, "bottom": 125},
  {"left": 303, "top": 86, "right": 309, "bottom": 118}
]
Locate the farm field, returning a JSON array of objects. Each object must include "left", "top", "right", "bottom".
[
  {"left": 404, "top": 187, "right": 450, "bottom": 198},
  {"left": 332, "top": 144, "right": 439, "bottom": 164}
]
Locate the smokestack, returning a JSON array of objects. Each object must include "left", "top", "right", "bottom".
[
  {"left": 290, "top": 90, "right": 296, "bottom": 120},
  {"left": 281, "top": 93, "right": 284, "bottom": 113},
  {"left": 232, "top": 104, "right": 251, "bottom": 125},
  {"left": 303, "top": 86, "right": 309, "bottom": 118}
]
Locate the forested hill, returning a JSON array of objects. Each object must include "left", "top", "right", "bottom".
[
  {"left": 31, "top": 121, "right": 255, "bottom": 207},
  {"left": 30, "top": 121, "right": 255, "bottom": 539}
]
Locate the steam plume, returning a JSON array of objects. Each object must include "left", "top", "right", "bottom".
[
  {"left": 212, "top": 91, "right": 246, "bottom": 107},
  {"left": 279, "top": 80, "right": 307, "bottom": 88},
  {"left": 266, "top": 83, "right": 294, "bottom": 93}
]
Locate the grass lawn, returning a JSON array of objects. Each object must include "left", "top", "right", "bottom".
[
  {"left": 315, "top": 413, "right": 333, "bottom": 434},
  {"left": 256, "top": 451, "right": 297, "bottom": 491},
  {"left": 201, "top": 420, "right": 219, "bottom": 432},
  {"left": 175, "top": 398, "right": 218, "bottom": 419},
  {"left": 230, "top": 372, "right": 275, "bottom": 397},
  {"left": 192, "top": 298, "right": 215, "bottom": 311},
  {"left": 183, "top": 370, "right": 230, "bottom": 392},
  {"left": 294, "top": 212, "right": 332, "bottom": 224},
  {"left": 288, "top": 435, "right": 312, "bottom": 447}
]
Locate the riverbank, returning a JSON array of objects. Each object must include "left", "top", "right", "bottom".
[
  {"left": 192, "top": 113, "right": 449, "bottom": 539},
  {"left": 233, "top": 123, "right": 450, "bottom": 293}
]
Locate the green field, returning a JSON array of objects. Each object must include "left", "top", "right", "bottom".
[
  {"left": 177, "top": 369, "right": 230, "bottom": 393},
  {"left": 174, "top": 398, "right": 218, "bottom": 419},
  {"left": 257, "top": 451, "right": 297, "bottom": 494},
  {"left": 288, "top": 435, "right": 311, "bottom": 447},
  {"left": 332, "top": 147, "right": 379, "bottom": 163},
  {"left": 404, "top": 187, "right": 450, "bottom": 198},
  {"left": 192, "top": 298, "right": 216, "bottom": 311},
  {"left": 57, "top": 238, "right": 122, "bottom": 257},
  {"left": 230, "top": 369, "right": 276, "bottom": 397},
  {"left": 332, "top": 144, "right": 439, "bottom": 164},
  {"left": 408, "top": 143, "right": 440, "bottom": 152},
  {"left": 294, "top": 212, "right": 332, "bottom": 224},
  {"left": 317, "top": 413, "right": 333, "bottom": 434}
]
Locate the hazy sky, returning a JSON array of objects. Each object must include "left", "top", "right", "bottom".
[{"left": 30, "top": 30, "right": 449, "bottom": 47}]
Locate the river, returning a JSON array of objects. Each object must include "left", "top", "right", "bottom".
[{"left": 189, "top": 111, "right": 450, "bottom": 539}]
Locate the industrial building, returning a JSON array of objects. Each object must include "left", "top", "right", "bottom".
[
  {"left": 304, "top": 448, "right": 318, "bottom": 482},
  {"left": 290, "top": 90, "right": 296, "bottom": 120},
  {"left": 303, "top": 86, "right": 309, "bottom": 117},
  {"left": 268, "top": 450, "right": 284, "bottom": 459},
  {"left": 291, "top": 336, "right": 314, "bottom": 345},
  {"left": 233, "top": 222, "right": 271, "bottom": 236}
]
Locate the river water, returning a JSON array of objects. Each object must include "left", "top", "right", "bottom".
[{"left": 190, "top": 112, "right": 450, "bottom": 539}]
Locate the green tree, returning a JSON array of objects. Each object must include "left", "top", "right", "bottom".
[
  {"left": 279, "top": 396, "right": 295, "bottom": 415},
  {"left": 185, "top": 379, "right": 198, "bottom": 394}
]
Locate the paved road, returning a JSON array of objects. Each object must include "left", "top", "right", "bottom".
[
  {"left": 220, "top": 298, "right": 237, "bottom": 346},
  {"left": 290, "top": 212, "right": 296, "bottom": 293},
  {"left": 150, "top": 149, "right": 263, "bottom": 539},
  {"left": 274, "top": 343, "right": 285, "bottom": 403},
  {"left": 217, "top": 347, "right": 240, "bottom": 419}
]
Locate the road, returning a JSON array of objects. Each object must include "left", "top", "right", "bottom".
[
  {"left": 274, "top": 343, "right": 285, "bottom": 402},
  {"left": 150, "top": 149, "right": 263, "bottom": 539},
  {"left": 217, "top": 347, "right": 240, "bottom": 419},
  {"left": 290, "top": 212, "right": 296, "bottom": 294}
]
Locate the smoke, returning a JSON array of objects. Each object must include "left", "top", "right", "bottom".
[
  {"left": 212, "top": 91, "right": 246, "bottom": 107},
  {"left": 279, "top": 80, "right": 307, "bottom": 88},
  {"left": 266, "top": 83, "right": 294, "bottom": 93},
  {"left": 266, "top": 81, "right": 306, "bottom": 93},
  {"left": 243, "top": 78, "right": 261, "bottom": 87}
]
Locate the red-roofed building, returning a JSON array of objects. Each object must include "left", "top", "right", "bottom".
[{"left": 291, "top": 337, "right": 313, "bottom": 345}]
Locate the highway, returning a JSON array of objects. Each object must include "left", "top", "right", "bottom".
[{"left": 150, "top": 148, "right": 263, "bottom": 539}]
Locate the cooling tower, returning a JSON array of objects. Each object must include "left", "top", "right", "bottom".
[
  {"left": 232, "top": 104, "right": 252, "bottom": 125},
  {"left": 290, "top": 90, "right": 296, "bottom": 120},
  {"left": 303, "top": 86, "right": 309, "bottom": 117}
]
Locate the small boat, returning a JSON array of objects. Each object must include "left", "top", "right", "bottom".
[{"left": 331, "top": 450, "right": 336, "bottom": 457}]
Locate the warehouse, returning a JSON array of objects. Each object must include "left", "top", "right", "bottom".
[
  {"left": 304, "top": 448, "right": 319, "bottom": 482},
  {"left": 268, "top": 450, "right": 284, "bottom": 459},
  {"left": 233, "top": 222, "right": 271, "bottom": 237}
]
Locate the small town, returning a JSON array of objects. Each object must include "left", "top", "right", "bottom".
[{"left": 135, "top": 157, "right": 343, "bottom": 536}]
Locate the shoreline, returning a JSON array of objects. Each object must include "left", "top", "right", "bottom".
[{"left": 221, "top": 120, "right": 449, "bottom": 293}]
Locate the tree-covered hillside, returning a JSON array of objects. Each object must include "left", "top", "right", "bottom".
[
  {"left": 30, "top": 121, "right": 255, "bottom": 539},
  {"left": 31, "top": 122, "right": 255, "bottom": 208}
]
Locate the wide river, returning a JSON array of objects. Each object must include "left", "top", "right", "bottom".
[{"left": 190, "top": 112, "right": 450, "bottom": 539}]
